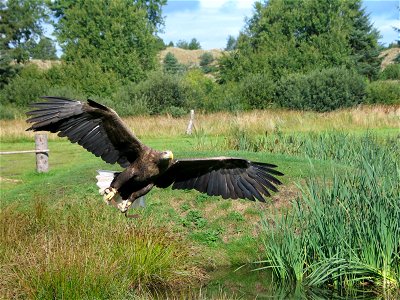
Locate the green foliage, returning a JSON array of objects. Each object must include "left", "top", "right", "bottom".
[
  {"left": 276, "top": 67, "right": 366, "bottom": 112},
  {"left": 176, "top": 38, "right": 201, "bottom": 50},
  {"left": 0, "top": 50, "right": 21, "bottom": 88},
  {"left": 182, "top": 69, "right": 222, "bottom": 111},
  {"left": 176, "top": 40, "right": 189, "bottom": 49},
  {"left": 47, "top": 60, "right": 122, "bottom": 97},
  {"left": 366, "top": 80, "right": 400, "bottom": 105},
  {"left": 225, "top": 35, "right": 237, "bottom": 51},
  {"left": 199, "top": 52, "right": 214, "bottom": 73},
  {"left": 0, "top": 65, "right": 50, "bottom": 106},
  {"left": 163, "top": 52, "right": 181, "bottom": 74},
  {"left": 379, "top": 64, "right": 400, "bottom": 80},
  {"left": 50, "top": 0, "right": 163, "bottom": 82},
  {"left": 237, "top": 73, "right": 276, "bottom": 109},
  {"left": 219, "top": 0, "right": 380, "bottom": 83},
  {"left": 259, "top": 135, "right": 400, "bottom": 294},
  {"left": 188, "top": 38, "right": 201, "bottom": 50},
  {"left": 30, "top": 36, "right": 58, "bottom": 60},
  {"left": 0, "top": 0, "right": 47, "bottom": 63},
  {"left": 0, "top": 61, "right": 122, "bottom": 108},
  {"left": 117, "top": 71, "right": 190, "bottom": 115},
  {"left": 182, "top": 210, "right": 207, "bottom": 229}
]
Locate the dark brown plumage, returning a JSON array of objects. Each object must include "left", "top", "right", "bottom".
[{"left": 26, "top": 97, "right": 284, "bottom": 215}]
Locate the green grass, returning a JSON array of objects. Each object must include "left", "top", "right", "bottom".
[
  {"left": 1, "top": 130, "right": 399, "bottom": 298},
  {"left": 257, "top": 133, "right": 400, "bottom": 296}
]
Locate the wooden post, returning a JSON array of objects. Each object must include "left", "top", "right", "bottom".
[
  {"left": 186, "top": 109, "right": 195, "bottom": 135},
  {"left": 35, "top": 134, "right": 49, "bottom": 172}
]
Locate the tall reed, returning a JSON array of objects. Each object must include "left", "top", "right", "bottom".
[{"left": 258, "top": 134, "right": 400, "bottom": 296}]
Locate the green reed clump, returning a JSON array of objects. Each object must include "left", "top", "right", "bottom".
[
  {"left": 258, "top": 137, "right": 400, "bottom": 296},
  {"left": 223, "top": 127, "right": 400, "bottom": 167},
  {"left": 0, "top": 199, "right": 195, "bottom": 299}
]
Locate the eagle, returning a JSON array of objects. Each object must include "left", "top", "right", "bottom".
[{"left": 26, "top": 97, "right": 284, "bottom": 217}]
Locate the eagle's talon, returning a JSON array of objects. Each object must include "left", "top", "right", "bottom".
[{"left": 104, "top": 187, "right": 117, "bottom": 201}]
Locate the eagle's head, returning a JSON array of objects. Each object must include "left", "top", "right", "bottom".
[{"left": 160, "top": 150, "right": 174, "bottom": 161}]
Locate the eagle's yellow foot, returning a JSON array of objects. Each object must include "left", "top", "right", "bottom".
[{"left": 104, "top": 187, "right": 117, "bottom": 201}]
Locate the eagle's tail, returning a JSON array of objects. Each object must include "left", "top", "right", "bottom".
[
  {"left": 95, "top": 170, "right": 146, "bottom": 211},
  {"left": 95, "top": 170, "right": 120, "bottom": 195}
]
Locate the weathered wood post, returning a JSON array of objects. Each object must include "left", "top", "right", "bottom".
[
  {"left": 35, "top": 134, "right": 49, "bottom": 172},
  {"left": 186, "top": 109, "right": 195, "bottom": 135}
]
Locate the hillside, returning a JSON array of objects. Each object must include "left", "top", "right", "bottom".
[
  {"left": 158, "top": 47, "right": 224, "bottom": 66},
  {"left": 380, "top": 47, "right": 400, "bottom": 69},
  {"left": 27, "top": 47, "right": 399, "bottom": 70}
]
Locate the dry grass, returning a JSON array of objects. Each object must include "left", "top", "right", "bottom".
[
  {"left": 380, "top": 47, "right": 400, "bottom": 69},
  {"left": 158, "top": 47, "right": 224, "bottom": 66},
  {"left": 2, "top": 105, "right": 399, "bottom": 142}
]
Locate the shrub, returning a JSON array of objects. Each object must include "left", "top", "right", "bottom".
[
  {"left": 199, "top": 52, "right": 215, "bottom": 73},
  {"left": 116, "top": 71, "right": 191, "bottom": 115},
  {"left": 163, "top": 52, "right": 181, "bottom": 74},
  {"left": 237, "top": 73, "right": 276, "bottom": 109},
  {"left": 47, "top": 60, "right": 122, "bottom": 98},
  {"left": 379, "top": 64, "right": 400, "bottom": 80},
  {"left": 182, "top": 69, "right": 219, "bottom": 110},
  {"left": 366, "top": 80, "right": 400, "bottom": 105},
  {"left": 0, "top": 65, "right": 50, "bottom": 107},
  {"left": 276, "top": 67, "right": 366, "bottom": 112}
]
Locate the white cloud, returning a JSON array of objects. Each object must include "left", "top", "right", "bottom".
[
  {"left": 160, "top": 1, "right": 255, "bottom": 49},
  {"left": 371, "top": 15, "right": 399, "bottom": 45}
]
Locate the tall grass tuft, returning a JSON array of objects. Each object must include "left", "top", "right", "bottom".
[
  {"left": 0, "top": 199, "right": 197, "bottom": 299},
  {"left": 258, "top": 135, "right": 400, "bottom": 296}
]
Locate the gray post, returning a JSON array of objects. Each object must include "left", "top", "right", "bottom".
[
  {"left": 186, "top": 109, "right": 195, "bottom": 135},
  {"left": 35, "top": 134, "right": 48, "bottom": 172}
]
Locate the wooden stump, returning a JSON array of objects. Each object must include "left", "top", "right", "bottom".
[
  {"left": 186, "top": 109, "right": 195, "bottom": 135},
  {"left": 35, "top": 134, "right": 49, "bottom": 172}
]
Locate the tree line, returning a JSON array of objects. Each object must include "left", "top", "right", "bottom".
[{"left": 1, "top": 0, "right": 399, "bottom": 119}]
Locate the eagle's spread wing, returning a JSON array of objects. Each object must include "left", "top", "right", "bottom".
[
  {"left": 155, "top": 157, "right": 283, "bottom": 201},
  {"left": 26, "top": 97, "right": 143, "bottom": 167}
]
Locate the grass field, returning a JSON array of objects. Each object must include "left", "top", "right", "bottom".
[{"left": 1, "top": 105, "right": 399, "bottom": 298}]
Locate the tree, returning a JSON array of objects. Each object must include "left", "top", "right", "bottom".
[
  {"left": 199, "top": 52, "right": 214, "bottom": 73},
  {"left": 225, "top": 35, "right": 237, "bottom": 51},
  {"left": 188, "top": 38, "right": 201, "bottom": 50},
  {"left": 0, "top": 0, "right": 47, "bottom": 62},
  {"left": 30, "top": 36, "right": 58, "bottom": 60},
  {"left": 176, "top": 40, "right": 189, "bottom": 49},
  {"left": 219, "top": 0, "right": 381, "bottom": 82},
  {"left": 0, "top": 0, "right": 47, "bottom": 87},
  {"left": 176, "top": 38, "right": 201, "bottom": 50},
  {"left": 163, "top": 52, "right": 180, "bottom": 74},
  {"left": 49, "top": 0, "right": 166, "bottom": 82}
]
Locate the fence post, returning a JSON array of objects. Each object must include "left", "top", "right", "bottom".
[
  {"left": 186, "top": 109, "right": 195, "bottom": 135},
  {"left": 35, "top": 134, "right": 49, "bottom": 172}
]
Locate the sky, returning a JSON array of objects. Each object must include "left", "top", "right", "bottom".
[{"left": 159, "top": 0, "right": 400, "bottom": 50}]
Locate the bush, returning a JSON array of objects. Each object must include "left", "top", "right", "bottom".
[
  {"left": 0, "top": 65, "right": 50, "bottom": 107},
  {"left": 199, "top": 52, "right": 215, "bottom": 73},
  {"left": 47, "top": 60, "right": 122, "bottom": 98},
  {"left": 237, "top": 73, "right": 276, "bottom": 109},
  {"left": 182, "top": 69, "right": 218, "bottom": 110},
  {"left": 276, "top": 67, "right": 366, "bottom": 112},
  {"left": 379, "top": 64, "right": 400, "bottom": 80},
  {"left": 366, "top": 80, "right": 400, "bottom": 105},
  {"left": 116, "top": 71, "right": 191, "bottom": 115},
  {"left": 110, "top": 84, "right": 150, "bottom": 116}
]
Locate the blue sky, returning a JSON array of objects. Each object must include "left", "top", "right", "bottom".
[{"left": 159, "top": 0, "right": 400, "bottom": 49}]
